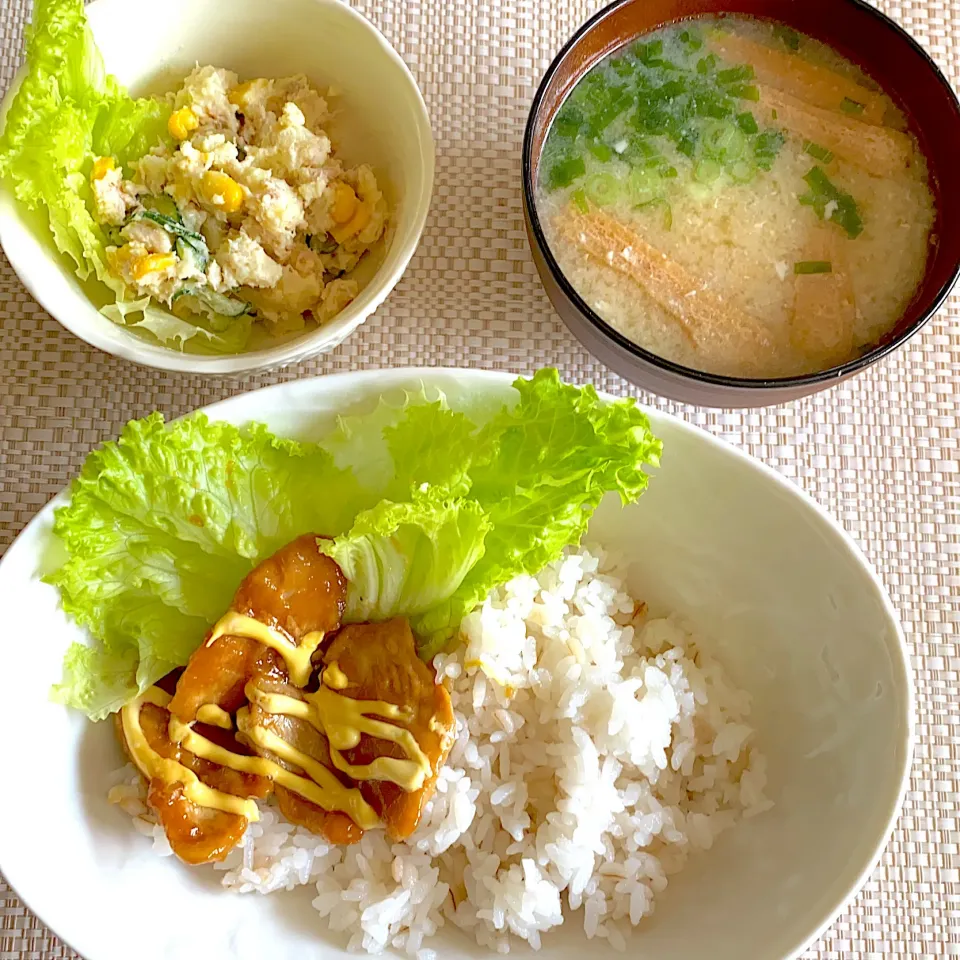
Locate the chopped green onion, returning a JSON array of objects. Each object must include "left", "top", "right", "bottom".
[
  {"left": 627, "top": 167, "right": 662, "bottom": 205},
  {"left": 695, "top": 93, "right": 736, "bottom": 120},
  {"left": 546, "top": 153, "right": 585, "bottom": 190},
  {"left": 696, "top": 53, "right": 719, "bottom": 75},
  {"left": 702, "top": 120, "right": 746, "bottom": 162},
  {"left": 584, "top": 86, "right": 632, "bottom": 136},
  {"left": 840, "top": 97, "right": 865, "bottom": 115},
  {"left": 633, "top": 39, "right": 664, "bottom": 64},
  {"left": 694, "top": 157, "right": 723, "bottom": 183},
  {"left": 799, "top": 166, "right": 864, "bottom": 238},
  {"left": 773, "top": 25, "right": 801, "bottom": 51},
  {"left": 587, "top": 140, "right": 613, "bottom": 162},
  {"left": 571, "top": 187, "right": 589, "bottom": 214},
  {"left": 555, "top": 105, "right": 583, "bottom": 138},
  {"left": 771, "top": 109, "right": 778, "bottom": 120},
  {"left": 804, "top": 141, "right": 835, "bottom": 164},
  {"left": 687, "top": 182, "right": 714, "bottom": 202},
  {"left": 585, "top": 171, "right": 621, "bottom": 206},
  {"left": 626, "top": 136, "right": 660, "bottom": 161},
  {"left": 624, "top": 135, "right": 664, "bottom": 170},
  {"left": 794, "top": 260, "right": 833, "bottom": 275},
  {"left": 728, "top": 158, "right": 757, "bottom": 183},
  {"left": 663, "top": 202, "right": 674, "bottom": 230},
  {"left": 542, "top": 27, "right": 800, "bottom": 199},
  {"left": 656, "top": 79, "right": 689, "bottom": 100},
  {"left": 728, "top": 83, "right": 760, "bottom": 101},
  {"left": 677, "top": 131, "right": 699, "bottom": 157},
  {"left": 718, "top": 64, "right": 755, "bottom": 85},
  {"left": 754, "top": 129, "right": 786, "bottom": 170}
]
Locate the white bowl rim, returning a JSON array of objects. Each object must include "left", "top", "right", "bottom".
[
  {"left": 0, "top": 0, "right": 435, "bottom": 376},
  {"left": 0, "top": 366, "right": 916, "bottom": 959}
]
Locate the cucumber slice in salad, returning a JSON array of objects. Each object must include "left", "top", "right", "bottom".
[
  {"left": 172, "top": 286, "right": 251, "bottom": 327},
  {"left": 136, "top": 210, "right": 210, "bottom": 271}
]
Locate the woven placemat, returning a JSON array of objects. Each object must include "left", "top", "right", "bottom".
[{"left": 1, "top": 0, "right": 958, "bottom": 956}]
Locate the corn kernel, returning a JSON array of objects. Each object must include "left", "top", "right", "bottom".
[
  {"left": 228, "top": 81, "right": 256, "bottom": 109},
  {"left": 330, "top": 182, "right": 358, "bottom": 225},
  {"left": 131, "top": 253, "right": 176, "bottom": 280},
  {"left": 201, "top": 171, "right": 244, "bottom": 214},
  {"left": 106, "top": 245, "right": 134, "bottom": 275},
  {"left": 167, "top": 107, "right": 199, "bottom": 141},
  {"left": 91, "top": 156, "right": 116, "bottom": 181},
  {"left": 330, "top": 201, "right": 372, "bottom": 244}
]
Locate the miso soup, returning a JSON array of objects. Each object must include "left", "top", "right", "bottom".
[{"left": 536, "top": 16, "right": 936, "bottom": 378}]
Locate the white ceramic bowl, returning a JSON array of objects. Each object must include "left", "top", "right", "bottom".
[
  {"left": 0, "top": 0, "right": 434, "bottom": 375},
  {"left": 0, "top": 369, "right": 912, "bottom": 960}
]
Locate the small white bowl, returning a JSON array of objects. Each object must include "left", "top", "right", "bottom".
[
  {"left": 0, "top": 0, "right": 434, "bottom": 375},
  {"left": 0, "top": 369, "right": 913, "bottom": 960}
]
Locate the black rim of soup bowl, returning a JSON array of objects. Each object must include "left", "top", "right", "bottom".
[{"left": 522, "top": 0, "right": 960, "bottom": 394}]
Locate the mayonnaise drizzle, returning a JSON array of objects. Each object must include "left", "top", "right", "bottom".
[
  {"left": 124, "top": 614, "right": 432, "bottom": 830},
  {"left": 120, "top": 688, "right": 259, "bottom": 821},
  {"left": 167, "top": 710, "right": 380, "bottom": 830},
  {"left": 206, "top": 611, "right": 325, "bottom": 687},
  {"left": 245, "top": 680, "right": 431, "bottom": 792},
  {"left": 196, "top": 704, "right": 233, "bottom": 729}
]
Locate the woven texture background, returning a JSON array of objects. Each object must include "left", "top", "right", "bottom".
[{"left": 1, "top": 0, "right": 958, "bottom": 956}]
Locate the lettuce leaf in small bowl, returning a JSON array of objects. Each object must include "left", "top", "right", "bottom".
[{"left": 0, "top": 0, "right": 249, "bottom": 353}]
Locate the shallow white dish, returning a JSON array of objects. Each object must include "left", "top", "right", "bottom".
[
  {"left": 0, "top": 0, "right": 434, "bottom": 375},
  {"left": 0, "top": 368, "right": 912, "bottom": 959}
]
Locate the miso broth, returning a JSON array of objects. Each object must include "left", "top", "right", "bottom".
[{"left": 536, "top": 16, "right": 936, "bottom": 378}]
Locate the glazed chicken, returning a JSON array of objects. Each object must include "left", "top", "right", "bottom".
[
  {"left": 168, "top": 533, "right": 347, "bottom": 722},
  {"left": 116, "top": 534, "right": 457, "bottom": 865},
  {"left": 323, "top": 619, "right": 456, "bottom": 840}
]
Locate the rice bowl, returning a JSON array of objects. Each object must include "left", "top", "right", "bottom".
[{"left": 0, "top": 369, "right": 912, "bottom": 960}]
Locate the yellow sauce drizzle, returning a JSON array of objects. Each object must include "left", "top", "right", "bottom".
[
  {"left": 126, "top": 615, "right": 434, "bottom": 832},
  {"left": 206, "top": 611, "right": 325, "bottom": 686},
  {"left": 236, "top": 710, "right": 380, "bottom": 830},
  {"left": 165, "top": 710, "right": 380, "bottom": 831},
  {"left": 120, "top": 688, "right": 259, "bottom": 821},
  {"left": 246, "top": 683, "right": 430, "bottom": 791},
  {"left": 196, "top": 704, "right": 233, "bottom": 729},
  {"left": 323, "top": 661, "right": 349, "bottom": 690}
]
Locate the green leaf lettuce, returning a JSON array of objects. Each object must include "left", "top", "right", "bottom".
[
  {"left": 47, "top": 370, "right": 661, "bottom": 718},
  {"left": 0, "top": 0, "right": 248, "bottom": 353}
]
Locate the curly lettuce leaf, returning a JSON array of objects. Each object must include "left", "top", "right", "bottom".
[
  {"left": 0, "top": 0, "right": 113, "bottom": 154},
  {"left": 318, "top": 489, "right": 490, "bottom": 622},
  {"left": 413, "top": 369, "right": 662, "bottom": 655},
  {"left": 48, "top": 370, "right": 662, "bottom": 717},
  {"left": 49, "top": 412, "right": 364, "bottom": 717},
  {"left": 102, "top": 299, "right": 254, "bottom": 354},
  {"left": 0, "top": 0, "right": 170, "bottom": 283},
  {"left": 53, "top": 645, "right": 139, "bottom": 720},
  {"left": 321, "top": 386, "right": 479, "bottom": 496},
  {"left": 0, "top": 0, "right": 238, "bottom": 353}
]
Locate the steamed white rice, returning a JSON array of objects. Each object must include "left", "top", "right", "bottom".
[{"left": 109, "top": 545, "right": 771, "bottom": 955}]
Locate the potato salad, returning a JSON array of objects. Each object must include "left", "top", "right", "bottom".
[{"left": 90, "top": 66, "right": 387, "bottom": 337}]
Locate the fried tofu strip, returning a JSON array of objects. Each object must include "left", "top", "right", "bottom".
[
  {"left": 555, "top": 207, "right": 775, "bottom": 375},
  {"left": 790, "top": 227, "right": 857, "bottom": 368},
  {"left": 710, "top": 31, "right": 887, "bottom": 125},
  {"left": 757, "top": 86, "right": 914, "bottom": 177}
]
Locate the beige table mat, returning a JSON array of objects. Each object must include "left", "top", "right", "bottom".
[{"left": 1, "top": 0, "right": 958, "bottom": 956}]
